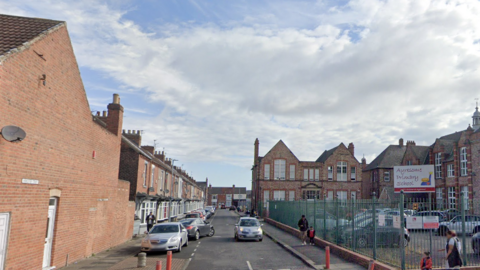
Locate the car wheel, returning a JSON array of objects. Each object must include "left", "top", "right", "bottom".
[
  {"left": 208, "top": 227, "right": 215, "bottom": 237},
  {"left": 357, "top": 236, "right": 367, "bottom": 248},
  {"left": 259, "top": 238, "right": 263, "bottom": 242},
  {"left": 195, "top": 231, "right": 200, "bottom": 240},
  {"left": 177, "top": 241, "right": 182, "bottom": 253}
]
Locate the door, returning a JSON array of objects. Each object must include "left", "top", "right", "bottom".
[
  {"left": 43, "top": 198, "right": 57, "bottom": 269},
  {"left": 0, "top": 213, "right": 10, "bottom": 270},
  {"left": 199, "top": 219, "right": 208, "bottom": 235}
]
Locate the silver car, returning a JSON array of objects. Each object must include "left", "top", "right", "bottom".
[
  {"left": 234, "top": 217, "right": 263, "bottom": 241},
  {"left": 140, "top": 223, "right": 188, "bottom": 253}
]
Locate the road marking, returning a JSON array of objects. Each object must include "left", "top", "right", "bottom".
[
  {"left": 191, "top": 253, "right": 195, "bottom": 257},
  {"left": 194, "top": 249, "right": 197, "bottom": 252},
  {"left": 246, "top": 261, "right": 253, "bottom": 270}
]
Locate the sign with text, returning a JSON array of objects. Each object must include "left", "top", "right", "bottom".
[
  {"left": 378, "top": 214, "right": 385, "bottom": 227},
  {"left": 406, "top": 216, "right": 423, "bottom": 229},
  {"left": 423, "top": 216, "right": 439, "bottom": 229},
  {"left": 394, "top": 165, "right": 435, "bottom": 193},
  {"left": 233, "top": 194, "right": 246, "bottom": 200},
  {"left": 393, "top": 215, "right": 401, "bottom": 229}
]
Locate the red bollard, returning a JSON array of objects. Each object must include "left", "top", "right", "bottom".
[
  {"left": 166, "top": 251, "right": 172, "bottom": 270},
  {"left": 325, "top": 246, "right": 330, "bottom": 269},
  {"left": 156, "top": 260, "right": 162, "bottom": 270},
  {"left": 368, "top": 260, "right": 375, "bottom": 270}
]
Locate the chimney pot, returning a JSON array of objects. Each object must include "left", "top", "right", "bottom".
[
  {"left": 102, "top": 111, "right": 107, "bottom": 117},
  {"left": 96, "top": 111, "right": 100, "bottom": 116},
  {"left": 399, "top": 138, "right": 404, "bottom": 146},
  {"left": 128, "top": 130, "right": 131, "bottom": 134},
  {"left": 113, "top": 93, "right": 120, "bottom": 104}
]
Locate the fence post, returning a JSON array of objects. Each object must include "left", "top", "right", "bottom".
[
  {"left": 461, "top": 191, "right": 467, "bottom": 266},
  {"left": 323, "top": 196, "right": 327, "bottom": 240},
  {"left": 372, "top": 192, "right": 377, "bottom": 260},
  {"left": 314, "top": 197, "right": 316, "bottom": 232},
  {"left": 335, "top": 196, "right": 339, "bottom": 245},
  {"left": 428, "top": 193, "right": 433, "bottom": 258},
  {"left": 351, "top": 198, "right": 356, "bottom": 251},
  {"left": 400, "top": 191, "right": 405, "bottom": 270}
]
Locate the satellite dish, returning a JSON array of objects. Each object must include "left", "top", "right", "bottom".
[{"left": 1, "top": 125, "right": 26, "bottom": 142}]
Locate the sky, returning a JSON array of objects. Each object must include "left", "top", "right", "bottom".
[{"left": 2, "top": 0, "right": 480, "bottom": 189}]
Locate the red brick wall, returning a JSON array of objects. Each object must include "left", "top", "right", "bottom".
[{"left": 0, "top": 25, "right": 133, "bottom": 270}]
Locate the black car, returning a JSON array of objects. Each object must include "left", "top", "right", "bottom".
[
  {"left": 339, "top": 217, "right": 410, "bottom": 248},
  {"left": 229, "top": 206, "right": 236, "bottom": 211},
  {"left": 179, "top": 218, "right": 215, "bottom": 240}
]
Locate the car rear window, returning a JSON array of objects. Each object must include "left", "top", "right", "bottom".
[{"left": 180, "top": 219, "right": 195, "bottom": 225}]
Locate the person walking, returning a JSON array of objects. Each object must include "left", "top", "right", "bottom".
[
  {"left": 297, "top": 215, "right": 309, "bottom": 245},
  {"left": 438, "top": 230, "right": 462, "bottom": 269},
  {"left": 307, "top": 226, "right": 316, "bottom": 245},
  {"left": 146, "top": 212, "right": 156, "bottom": 232},
  {"left": 420, "top": 251, "right": 432, "bottom": 270}
]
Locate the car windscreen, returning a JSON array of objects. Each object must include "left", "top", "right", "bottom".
[
  {"left": 239, "top": 219, "right": 259, "bottom": 227},
  {"left": 150, "top": 225, "right": 179, "bottom": 234},
  {"left": 180, "top": 219, "right": 195, "bottom": 225}
]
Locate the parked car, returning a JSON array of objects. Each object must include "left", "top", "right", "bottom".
[
  {"left": 204, "top": 209, "right": 213, "bottom": 219},
  {"left": 437, "top": 215, "right": 480, "bottom": 236},
  {"left": 234, "top": 217, "right": 263, "bottom": 241},
  {"left": 185, "top": 213, "right": 201, "bottom": 219},
  {"left": 140, "top": 223, "right": 188, "bottom": 253},
  {"left": 443, "top": 209, "right": 461, "bottom": 220},
  {"left": 415, "top": 211, "right": 447, "bottom": 222},
  {"left": 190, "top": 211, "right": 205, "bottom": 220},
  {"left": 339, "top": 217, "right": 410, "bottom": 248},
  {"left": 229, "top": 205, "right": 237, "bottom": 211},
  {"left": 404, "top": 209, "right": 417, "bottom": 216},
  {"left": 180, "top": 218, "right": 215, "bottom": 240},
  {"left": 472, "top": 232, "right": 480, "bottom": 254},
  {"left": 221, "top": 204, "right": 226, "bottom": 209},
  {"left": 205, "top": 206, "right": 215, "bottom": 214},
  {"left": 310, "top": 212, "right": 349, "bottom": 231}
]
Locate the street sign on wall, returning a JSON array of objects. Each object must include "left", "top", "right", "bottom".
[
  {"left": 234, "top": 194, "right": 246, "bottom": 200},
  {"left": 394, "top": 165, "right": 435, "bottom": 193}
]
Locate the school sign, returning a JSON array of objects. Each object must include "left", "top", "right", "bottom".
[{"left": 394, "top": 165, "right": 435, "bottom": 193}]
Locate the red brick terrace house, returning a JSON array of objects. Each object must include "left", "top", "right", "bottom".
[
  {"left": 207, "top": 185, "right": 247, "bottom": 208},
  {"left": 0, "top": 14, "right": 134, "bottom": 270},
  {"left": 251, "top": 139, "right": 362, "bottom": 215}
]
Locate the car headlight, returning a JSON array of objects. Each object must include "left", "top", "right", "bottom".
[
  {"left": 240, "top": 228, "right": 244, "bottom": 232},
  {"left": 257, "top": 228, "right": 262, "bottom": 233},
  {"left": 169, "top": 237, "right": 180, "bottom": 243}
]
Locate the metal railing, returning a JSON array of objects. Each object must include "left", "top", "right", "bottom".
[{"left": 268, "top": 192, "right": 477, "bottom": 270}]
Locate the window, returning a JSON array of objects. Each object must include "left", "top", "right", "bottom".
[
  {"left": 384, "top": 171, "right": 390, "bottom": 182},
  {"left": 460, "top": 147, "right": 467, "bottom": 176},
  {"left": 351, "top": 167, "right": 356, "bottom": 180},
  {"left": 447, "top": 164, "right": 454, "bottom": 177},
  {"left": 143, "top": 162, "right": 148, "bottom": 187},
  {"left": 303, "top": 190, "right": 320, "bottom": 200},
  {"left": 274, "top": 159, "right": 286, "bottom": 180},
  {"left": 264, "top": 164, "right": 270, "bottom": 180},
  {"left": 436, "top": 188, "right": 444, "bottom": 209},
  {"left": 139, "top": 201, "right": 157, "bottom": 224},
  {"left": 150, "top": 165, "right": 155, "bottom": 187},
  {"left": 314, "top": 169, "right": 319, "bottom": 181},
  {"left": 327, "top": 191, "right": 333, "bottom": 200},
  {"left": 158, "top": 170, "right": 164, "bottom": 192},
  {"left": 309, "top": 169, "right": 314, "bottom": 181},
  {"left": 337, "top": 191, "right": 347, "bottom": 201},
  {"left": 273, "top": 190, "right": 285, "bottom": 201},
  {"left": 448, "top": 187, "right": 456, "bottom": 209},
  {"left": 351, "top": 191, "right": 356, "bottom": 200},
  {"left": 461, "top": 186, "right": 469, "bottom": 210},
  {"left": 328, "top": 166, "right": 333, "bottom": 180},
  {"left": 407, "top": 160, "right": 412, "bottom": 165},
  {"left": 289, "top": 190, "right": 295, "bottom": 201},
  {"left": 289, "top": 165, "right": 295, "bottom": 180},
  {"left": 263, "top": 190, "right": 270, "bottom": 204},
  {"left": 303, "top": 169, "right": 308, "bottom": 181},
  {"left": 435, "top": 153, "right": 442, "bottom": 179},
  {"left": 337, "top": 162, "right": 347, "bottom": 181}
]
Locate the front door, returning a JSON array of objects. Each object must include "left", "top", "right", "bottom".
[
  {"left": 43, "top": 198, "right": 57, "bottom": 269},
  {"left": 0, "top": 213, "right": 10, "bottom": 270}
]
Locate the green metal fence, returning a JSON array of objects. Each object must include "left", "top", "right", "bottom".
[{"left": 268, "top": 192, "right": 477, "bottom": 270}]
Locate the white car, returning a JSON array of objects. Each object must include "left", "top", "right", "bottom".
[
  {"left": 437, "top": 215, "right": 480, "bottom": 236},
  {"left": 140, "top": 222, "right": 188, "bottom": 253},
  {"left": 234, "top": 217, "right": 263, "bottom": 241}
]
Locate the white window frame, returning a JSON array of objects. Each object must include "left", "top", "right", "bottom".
[
  {"left": 328, "top": 166, "right": 333, "bottom": 180},
  {"left": 142, "top": 161, "right": 148, "bottom": 187},
  {"left": 351, "top": 191, "right": 356, "bottom": 200},
  {"left": 273, "top": 190, "right": 285, "bottom": 201},
  {"left": 460, "top": 147, "right": 467, "bottom": 176},
  {"left": 448, "top": 187, "right": 456, "bottom": 209},
  {"left": 264, "top": 164, "right": 270, "bottom": 180},
  {"left": 447, "top": 164, "right": 454, "bottom": 177},
  {"left": 337, "top": 191, "right": 347, "bottom": 200},
  {"left": 351, "top": 167, "right": 356, "bottom": 181},
  {"left": 436, "top": 188, "right": 444, "bottom": 210},
  {"left": 158, "top": 170, "right": 164, "bottom": 193},
  {"left": 435, "top": 153, "right": 442, "bottom": 179},
  {"left": 139, "top": 201, "right": 157, "bottom": 224},
  {"left": 327, "top": 191, "right": 333, "bottom": 200},
  {"left": 274, "top": 159, "right": 286, "bottom": 180},
  {"left": 150, "top": 165, "right": 155, "bottom": 188},
  {"left": 289, "top": 165, "right": 295, "bottom": 180},
  {"left": 303, "top": 169, "right": 308, "bottom": 181},
  {"left": 384, "top": 171, "right": 390, "bottom": 182},
  {"left": 289, "top": 190, "right": 295, "bottom": 201},
  {"left": 337, "top": 162, "right": 347, "bottom": 181},
  {"left": 314, "top": 169, "right": 320, "bottom": 181},
  {"left": 309, "top": 169, "right": 314, "bottom": 181},
  {"left": 263, "top": 190, "right": 270, "bottom": 204},
  {"left": 461, "top": 186, "right": 469, "bottom": 210}
]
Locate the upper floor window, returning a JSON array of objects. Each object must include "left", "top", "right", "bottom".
[
  {"left": 351, "top": 167, "right": 356, "bottom": 180},
  {"left": 264, "top": 164, "right": 270, "bottom": 180},
  {"left": 150, "top": 165, "right": 155, "bottom": 187},
  {"left": 327, "top": 166, "right": 333, "bottom": 180},
  {"left": 314, "top": 169, "right": 320, "bottom": 181},
  {"left": 337, "top": 162, "right": 347, "bottom": 181},
  {"left": 309, "top": 169, "right": 314, "bottom": 181},
  {"left": 273, "top": 190, "right": 285, "bottom": 201},
  {"left": 447, "top": 164, "right": 454, "bottom": 177},
  {"left": 143, "top": 161, "right": 148, "bottom": 187},
  {"left": 435, "top": 153, "right": 442, "bottom": 179},
  {"left": 460, "top": 147, "right": 467, "bottom": 176},
  {"left": 274, "top": 159, "right": 286, "bottom": 180},
  {"left": 384, "top": 171, "right": 390, "bottom": 182},
  {"left": 303, "top": 169, "right": 308, "bottom": 181},
  {"left": 289, "top": 165, "right": 295, "bottom": 180}
]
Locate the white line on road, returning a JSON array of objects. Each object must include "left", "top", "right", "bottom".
[
  {"left": 246, "top": 261, "right": 253, "bottom": 270},
  {"left": 194, "top": 249, "right": 197, "bottom": 252},
  {"left": 191, "top": 253, "right": 195, "bottom": 257}
]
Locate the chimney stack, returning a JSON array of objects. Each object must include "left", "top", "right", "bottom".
[
  {"left": 348, "top": 143, "right": 354, "bottom": 156},
  {"left": 361, "top": 156, "right": 367, "bottom": 169},
  {"left": 122, "top": 129, "right": 142, "bottom": 146},
  {"left": 105, "top": 93, "right": 124, "bottom": 136},
  {"left": 399, "top": 138, "right": 404, "bottom": 146},
  {"left": 142, "top": 146, "right": 154, "bottom": 154}
]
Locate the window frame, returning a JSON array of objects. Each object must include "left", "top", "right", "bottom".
[
  {"left": 264, "top": 164, "right": 270, "bottom": 180},
  {"left": 336, "top": 161, "right": 347, "bottom": 181},
  {"left": 289, "top": 165, "right": 295, "bottom": 180},
  {"left": 314, "top": 169, "right": 320, "bottom": 181},
  {"left": 150, "top": 165, "right": 155, "bottom": 188},
  {"left": 435, "top": 153, "right": 442, "bottom": 179},
  {"left": 274, "top": 159, "right": 286, "bottom": 180},
  {"left": 273, "top": 190, "right": 286, "bottom": 201},
  {"left": 303, "top": 169, "right": 308, "bottom": 181},
  {"left": 289, "top": 190, "right": 295, "bottom": 201},
  {"left": 460, "top": 147, "right": 467, "bottom": 176},
  {"left": 447, "top": 164, "right": 454, "bottom": 178},
  {"left": 448, "top": 187, "right": 456, "bottom": 209},
  {"left": 351, "top": 166, "right": 356, "bottom": 181},
  {"left": 327, "top": 166, "right": 333, "bottom": 180},
  {"left": 384, "top": 171, "right": 390, "bottom": 182},
  {"left": 143, "top": 161, "right": 148, "bottom": 187}
]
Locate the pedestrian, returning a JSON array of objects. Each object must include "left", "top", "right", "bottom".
[
  {"left": 146, "top": 211, "right": 156, "bottom": 232},
  {"left": 438, "top": 230, "right": 463, "bottom": 269},
  {"left": 307, "top": 226, "right": 315, "bottom": 245},
  {"left": 297, "top": 214, "right": 309, "bottom": 245},
  {"left": 420, "top": 251, "right": 432, "bottom": 270}
]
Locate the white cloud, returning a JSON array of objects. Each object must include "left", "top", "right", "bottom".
[{"left": 2, "top": 0, "right": 480, "bottom": 182}]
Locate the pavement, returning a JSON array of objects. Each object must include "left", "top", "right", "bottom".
[{"left": 259, "top": 218, "right": 365, "bottom": 270}]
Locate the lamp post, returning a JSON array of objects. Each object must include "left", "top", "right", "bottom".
[{"left": 168, "top": 159, "right": 178, "bottom": 222}]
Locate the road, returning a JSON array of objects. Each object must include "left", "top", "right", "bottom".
[{"left": 147, "top": 209, "right": 311, "bottom": 270}]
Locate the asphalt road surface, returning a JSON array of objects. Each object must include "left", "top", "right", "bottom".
[{"left": 146, "top": 209, "right": 311, "bottom": 270}]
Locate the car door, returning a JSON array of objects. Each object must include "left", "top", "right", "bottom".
[
  {"left": 449, "top": 216, "right": 461, "bottom": 232},
  {"left": 180, "top": 224, "right": 187, "bottom": 244},
  {"left": 195, "top": 218, "right": 205, "bottom": 235}
]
